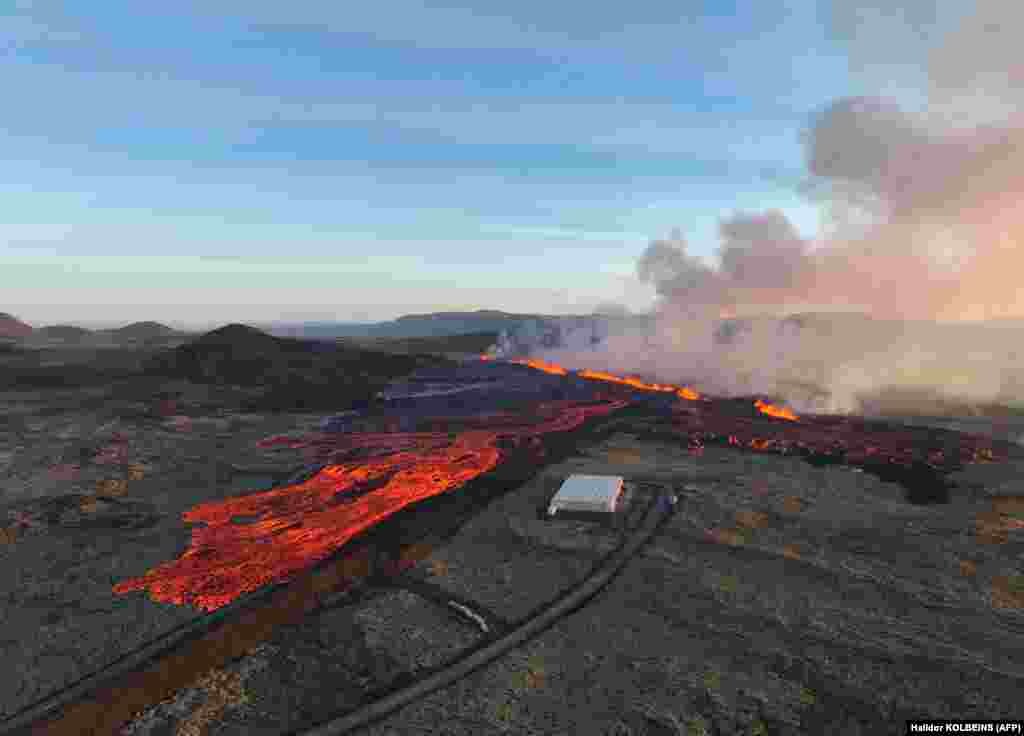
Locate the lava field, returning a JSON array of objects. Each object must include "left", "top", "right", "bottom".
[{"left": 111, "top": 357, "right": 1009, "bottom": 613}]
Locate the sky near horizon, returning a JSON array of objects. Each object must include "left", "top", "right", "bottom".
[{"left": 0, "top": 2, "right": 957, "bottom": 327}]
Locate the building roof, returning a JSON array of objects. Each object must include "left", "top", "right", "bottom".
[{"left": 548, "top": 474, "right": 625, "bottom": 515}]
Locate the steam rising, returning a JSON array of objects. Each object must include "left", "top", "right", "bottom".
[{"left": 499, "top": 2, "right": 1024, "bottom": 415}]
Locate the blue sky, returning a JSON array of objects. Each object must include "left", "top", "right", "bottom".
[{"left": 2, "top": 1, "right": 864, "bottom": 327}]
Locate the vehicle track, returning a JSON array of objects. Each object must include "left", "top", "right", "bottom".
[
  {"left": 0, "top": 409, "right": 634, "bottom": 736},
  {"left": 291, "top": 491, "right": 679, "bottom": 736}
]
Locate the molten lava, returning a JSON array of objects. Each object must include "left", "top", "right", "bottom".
[
  {"left": 113, "top": 399, "right": 626, "bottom": 612},
  {"left": 500, "top": 355, "right": 702, "bottom": 400},
  {"left": 575, "top": 369, "right": 701, "bottom": 401},
  {"left": 675, "top": 386, "right": 701, "bottom": 401},
  {"left": 754, "top": 399, "right": 799, "bottom": 422},
  {"left": 116, "top": 346, "right": 1007, "bottom": 614},
  {"left": 508, "top": 357, "right": 568, "bottom": 375},
  {"left": 672, "top": 402, "right": 1003, "bottom": 473}
]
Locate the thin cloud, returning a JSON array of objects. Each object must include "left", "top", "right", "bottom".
[
  {"left": 0, "top": 60, "right": 808, "bottom": 172},
  {"left": 1, "top": 15, "right": 85, "bottom": 45},
  {"left": 176, "top": 0, "right": 761, "bottom": 60}
]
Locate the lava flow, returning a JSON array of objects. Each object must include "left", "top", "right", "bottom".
[
  {"left": 115, "top": 351, "right": 1004, "bottom": 612},
  {"left": 502, "top": 355, "right": 802, "bottom": 418},
  {"left": 508, "top": 357, "right": 569, "bottom": 375},
  {"left": 754, "top": 399, "right": 799, "bottom": 421},
  {"left": 576, "top": 369, "right": 702, "bottom": 401},
  {"left": 112, "top": 399, "right": 626, "bottom": 612},
  {"left": 494, "top": 354, "right": 702, "bottom": 401},
  {"left": 489, "top": 357, "right": 1003, "bottom": 492},
  {"left": 672, "top": 402, "right": 1003, "bottom": 475}
]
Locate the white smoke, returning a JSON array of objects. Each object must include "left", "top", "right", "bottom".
[
  {"left": 531, "top": 2, "right": 1024, "bottom": 415},
  {"left": 488, "top": 316, "right": 614, "bottom": 359},
  {"left": 487, "top": 2, "right": 1024, "bottom": 416}
]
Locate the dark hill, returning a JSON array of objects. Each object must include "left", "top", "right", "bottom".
[
  {"left": 143, "top": 324, "right": 298, "bottom": 385},
  {"left": 187, "top": 323, "right": 283, "bottom": 352},
  {"left": 0, "top": 312, "right": 33, "bottom": 338},
  {"left": 103, "top": 321, "right": 178, "bottom": 339},
  {"left": 143, "top": 323, "right": 444, "bottom": 411},
  {"left": 36, "top": 325, "right": 93, "bottom": 340}
]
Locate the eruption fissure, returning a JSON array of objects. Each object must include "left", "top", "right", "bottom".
[
  {"left": 502, "top": 354, "right": 1002, "bottom": 504},
  {"left": 112, "top": 354, "right": 1003, "bottom": 613},
  {"left": 497, "top": 354, "right": 797, "bottom": 419},
  {"left": 508, "top": 357, "right": 569, "bottom": 376},
  {"left": 488, "top": 8, "right": 1024, "bottom": 417},
  {"left": 754, "top": 399, "right": 800, "bottom": 422},
  {"left": 493, "top": 354, "right": 705, "bottom": 403}
]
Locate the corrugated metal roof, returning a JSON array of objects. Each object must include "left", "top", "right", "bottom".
[{"left": 548, "top": 474, "right": 624, "bottom": 516}]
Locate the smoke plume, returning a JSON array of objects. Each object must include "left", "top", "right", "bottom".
[
  {"left": 502, "top": 2, "right": 1024, "bottom": 415},
  {"left": 592, "top": 302, "right": 633, "bottom": 318}
]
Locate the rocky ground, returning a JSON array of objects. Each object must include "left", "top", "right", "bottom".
[
  {"left": 0, "top": 380, "right": 327, "bottom": 718},
  {"left": 248, "top": 434, "right": 1023, "bottom": 736},
  {"left": 3, "top": 375, "right": 1024, "bottom": 736}
]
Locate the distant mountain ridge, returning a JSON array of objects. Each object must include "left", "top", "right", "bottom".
[
  {"left": 10, "top": 310, "right": 1024, "bottom": 345},
  {"left": 21, "top": 322, "right": 186, "bottom": 347},
  {"left": 265, "top": 310, "right": 653, "bottom": 340},
  {"left": 99, "top": 321, "right": 180, "bottom": 339}
]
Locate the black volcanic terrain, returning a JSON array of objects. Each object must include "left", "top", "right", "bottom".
[
  {"left": 3, "top": 312, "right": 1024, "bottom": 735},
  {"left": 34, "top": 325, "right": 93, "bottom": 341},
  {"left": 141, "top": 323, "right": 446, "bottom": 411},
  {"left": 0, "top": 322, "right": 444, "bottom": 411}
]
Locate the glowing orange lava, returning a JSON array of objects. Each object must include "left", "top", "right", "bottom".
[
  {"left": 504, "top": 357, "right": 701, "bottom": 399},
  {"left": 754, "top": 399, "right": 799, "bottom": 421},
  {"left": 113, "top": 399, "right": 626, "bottom": 612},
  {"left": 567, "top": 364, "right": 701, "bottom": 399},
  {"left": 508, "top": 357, "right": 568, "bottom": 375}
]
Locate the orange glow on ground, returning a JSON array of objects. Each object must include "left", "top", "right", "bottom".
[
  {"left": 113, "top": 399, "right": 626, "bottom": 612},
  {"left": 673, "top": 402, "right": 1003, "bottom": 473},
  {"left": 504, "top": 357, "right": 701, "bottom": 399},
  {"left": 575, "top": 369, "right": 702, "bottom": 401},
  {"left": 508, "top": 357, "right": 569, "bottom": 375},
  {"left": 675, "top": 386, "right": 701, "bottom": 400},
  {"left": 754, "top": 399, "right": 799, "bottom": 421},
  {"left": 122, "top": 347, "right": 1007, "bottom": 613}
]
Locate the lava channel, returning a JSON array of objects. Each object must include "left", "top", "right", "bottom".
[
  {"left": 113, "top": 399, "right": 626, "bottom": 611},
  {"left": 493, "top": 355, "right": 703, "bottom": 401}
]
